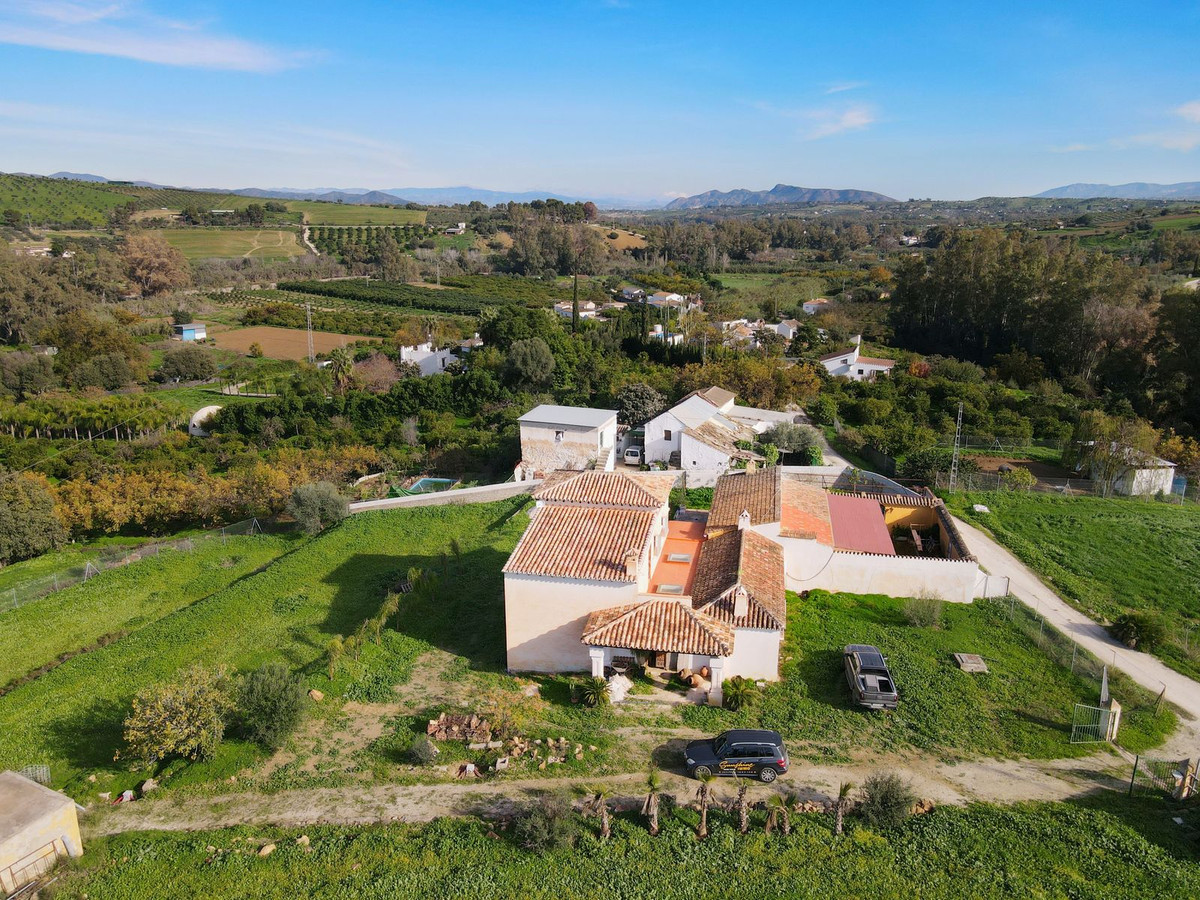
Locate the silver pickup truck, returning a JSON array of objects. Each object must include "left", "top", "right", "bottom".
[{"left": 844, "top": 644, "right": 899, "bottom": 710}]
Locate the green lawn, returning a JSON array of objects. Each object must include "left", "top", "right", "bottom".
[
  {"left": 945, "top": 492, "right": 1200, "bottom": 679},
  {"left": 55, "top": 798, "right": 1200, "bottom": 899},
  {"left": 288, "top": 201, "right": 426, "bottom": 226},
  {"left": 0, "top": 499, "right": 530, "bottom": 795},
  {"left": 0, "top": 535, "right": 295, "bottom": 692},
  {"left": 684, "top": 591, "right": 1173, "bottom": 760},
  {"left": 156, "top": 228, "right": 307, "bottom": 260}
]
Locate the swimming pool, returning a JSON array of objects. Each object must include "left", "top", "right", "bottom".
[{"left": 409, "top": 477, "right": 457, "bottom": 494}]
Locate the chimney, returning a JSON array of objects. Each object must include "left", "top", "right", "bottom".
[
  {"left": 737, "top": 509, "right": 751, "bottom": 531},
  {"left": 733, "top": 586, "right": 749, "bottom": 619},
  {"left": 623, "top": 548, "right": 639, "bottom": 579}
]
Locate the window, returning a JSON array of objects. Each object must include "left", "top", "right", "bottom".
[
  {"left": 857, "top": 368, "right": 864, "bottom": 375},
  {"left": 554, "top": 430, "right": 564, "bottom": 443},
  {"left": 666, "top": 552, "right": 692, "bottom": 563},
  {"left": 663, "top": 429, "right": 673, "bottom": 441},
  {"left": 655, "top": 584, "right": 684, "bottom": 594}
]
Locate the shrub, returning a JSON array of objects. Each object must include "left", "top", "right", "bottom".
[
  {"left": 1110, "top": 613, "right": 1167, "bottom": 650},
  {"left": 578, "top": 676, "right": 610, "bottom": 708},
  {"left": 123, "top": 666, "right": 233, "bottom": 765},
  {"left": 1001, "top": 467, "right": 1037, "bottom": 490},
  {"left": 722, "top": 675, "right": 759, "bottom": 711},
  {"left": 158, "top": 344, "right": 217, "bottom": 382},
  {"left": 838, "top": 426, "right": 866, "bottom": 454},
  {"left": 236, "top": 663, "right": 307, "bottom": 750},
  {"left": 808, "top": 395, "right": 838, "bottom": 426},
  {"left": 902, "top": 595, "right": 944, "bottom": 628},
  {"left": 515, "top": 793, "right": 578, "bottom": 854},
  {"left": 859, "top": 772, "right": 916, "bottom": 829},
  {"left": 409, "top": 734, "right": 439, "bottom": 765},
  {"left": 249, "top": 342, "right": 264, "bottom": 358},
  {"left": 287, "top": 481, "right": 349, "bottom": 535}
]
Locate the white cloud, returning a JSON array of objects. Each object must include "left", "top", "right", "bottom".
[
  {"left": 1127, "top": 131, "right": 1200, "bottom": 152},
  {"left": 825, "top": 81, "right": 866, "bottom": 95},
  {"left": 1050, "top": 143, "right": 1097, "bottom": 153},
  {"left": 0, "top": 1, "right": 313, "bottom": 72},
  {"left": 1176, "top": 100, "right": 1200, "bottom": 123},
  {"left": 804, "top": 104, "right": 877, "bottom": 140}
]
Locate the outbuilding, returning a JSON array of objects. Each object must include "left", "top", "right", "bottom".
[
  {"left": 0, "top": 771, "right": 83, "bottom": 895},
  {"left": 172, "top": 322, "right": 207, "bottom": 342}
]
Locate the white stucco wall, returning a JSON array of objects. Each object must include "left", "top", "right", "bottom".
[
  {"left": 504, "top": 574, "right": 639, "bottom": 672},
  {"left": 725, "top": 627, "right": 782, "bottom": 681},
  {"left": 644, "top": 411, "right": 685, "bottom": 463},
  {"left": 1114, "top": 465, "right": 1175, "bottom": 497},
  {"left": 679, "top": 432, "right": 732, "bottom": 486},
  {"left": 518, "top": 420, "right": 616, "bottom": 478}
]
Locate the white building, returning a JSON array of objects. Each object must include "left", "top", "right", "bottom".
[
  {"left": 620, "top": 287, "right": 646, "bottom": 301},
  {"left": 398, "top": 342, "right": 456, "bottom": 376},
  {"left": 774, "top": 318, "right": 803, "bottom": 339},
  {"left": 502, "top": 470, "right": 785, "bottom": 703},
  {"left": 819, "top": 335, "right": 895, "bottom": 381},
  {"left": 802, "top": 298, "right": 830, "bottom": 316},
  {"left": 553, "top": 300, "right": 599, "bottom": 320},
  {"left": 0, "top": 771, "right": 83, "bottom": 896},
  {"left": 1087, "top": 446, "right": 1178, "bottom": 497},
  {"left": 515, "top": 404, "right": 618, "bottom": 480},
  {"left": 646, "top": 291, "right": 685, "bottom": 308},
  {"left": 644, "top": 387, "right": 736, "bottom": 465}
]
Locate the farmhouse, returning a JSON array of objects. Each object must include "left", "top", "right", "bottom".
[
  {"left": 620, "top": 287, "right": 646, "bottom": 301},
  {"left": 0, "top": 771, "right": 83, "bottom": 895},
  {"left": 553, "top": 300, "right": 599, "bottom": 320},
  {"left": 502, "top": 469, "right": 785, "bottom": 702},
  {"left": 1087, "top": 445, "right": 1178, "bottom": 497},
  {"left": 515, "top": 404, "right": 618, "bottom": 480},
  {"left": 802, "top": 298, "right": 830, "bottom": 315},
  {"left": 708, "top": 468, "right": 984, "bottom": 603},
  {"left": 646, "top": 290, "right": 685, "bottom": 308},
  {"left": 398, "top": 342, "right": 455, "bottom": 376},
  {"left": 444, "top": 222, "right": 467, "bottom": 235},
  {"left": 172, "top": 322, "right": 207, "bottom": 342},
  {"left": 774, "top": 318, "right": 803, "bottom": 339},
  {"left": 819, "top": 334, "right": 894, "bottom": 381}
]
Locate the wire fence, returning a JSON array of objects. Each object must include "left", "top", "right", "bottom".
[
  {"left": 0, "top": 518, "right": 267, "bottom": 616},
  {"left": 935, "top": 469, "right": 1193, "bottom": 503}
]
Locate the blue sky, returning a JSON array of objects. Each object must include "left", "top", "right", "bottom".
[{"left": 0, "top": 1, "right": 1198, "bottom": 201}]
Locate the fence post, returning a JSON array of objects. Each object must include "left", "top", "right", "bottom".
[
  {"left": 1070, "top": 641, "right": 1077, "bottom": 672},
  {"left": 1128, "top": 756, "right": 1139, "bottom": 797},
  {"left": 1009, "top": 595, "right": 1016, "bottom": 620}
]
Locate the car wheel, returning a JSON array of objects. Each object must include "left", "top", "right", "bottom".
[
  {"left": 693, "top": 765, "right": 712, "bottom": 779},
  {"left": 758, "top": 766, "right": 777, "bottom": 783}
]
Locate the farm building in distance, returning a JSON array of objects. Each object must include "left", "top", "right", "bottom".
[
  {"left": 819, "top": 334, "right": 894, "bottom": 381},
  {"left": 1086, "top": 445, "right": 1178, "bottom": 497},
  {"left": 397, "top": 342, "right": 456, "bottom": 376},
  {"left": 515, "top": 404, "right": 618, "bottom": 480},
  {"left": 172, "top": 322, "right": 207, "bottom": 342},
  {"left": 0, "top": 771, "right": 83, "bottom": 895}
]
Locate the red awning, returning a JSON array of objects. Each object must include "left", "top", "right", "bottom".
[{"left": 827, "top": 493, "right": 895, "bottom": 556}]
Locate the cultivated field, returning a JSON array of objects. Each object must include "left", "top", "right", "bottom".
[
  {"left": 156, "top": 228, "right": 307, "bottom": 260},
  {"left": 589, "top": 223, "right": 648, "bottom": 250},
  {"left": 210, "top": 325, "right": 380, "bottom": 359},
  {"left": 947, "top": 492, "right": 1200, "bottom": 679},
  {"left": 288, "top": 201, "right": 427, "bottom": 226}
]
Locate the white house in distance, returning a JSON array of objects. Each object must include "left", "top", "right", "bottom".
[
  {"left": 620, "top": 287, "right": 646, "bottom": 301},
  {"left": 646, "top": 291, "right": 685, "bottom": 308},
  {"left": 515, "top": 404, "right": 618, "bottom": 480},
  {"left": 398, "top": 342, "right": 456, "bottom": 376},
  {"left": 819, "top": 335, "right": 895, "bottom": 382},
  {"left": 1085, "top": 445, "right": 1178, "bottom": 497},
  {"left": 773, "top": 318, "right": 802, "bottom": 340},
  {"left": 502, "top": 469, "right": 785, "bottom": 703},
  {"left": 802, "top": 298, "right": 830, "bottom": 315},
  {"left": 553, "top": 300, "right": 599, "bottom": 320}
]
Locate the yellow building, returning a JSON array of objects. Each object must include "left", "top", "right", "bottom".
[{"left": 0, "top": 771, "right": 83, "bottom": 894}]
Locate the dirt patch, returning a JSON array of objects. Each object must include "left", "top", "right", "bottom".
[
  {"left": 971, "top": 455, "right": 1072, "bottom": 479},
  {"left": 210, "top": 325, "right": 380, "bottom": 360}
]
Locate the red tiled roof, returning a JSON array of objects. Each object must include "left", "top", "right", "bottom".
[
  {"left": 827, "top": 493, "right": 895, "bottom": 555},
  {"left": 856, "top": 356, "right": 896, "bottom": 367},
  {"left": 533, "top": 470, "right": 674, "bottom": 509},
  {"left": 692, "top": 529, "right": 786, "bottom": 630},
  {"left": 503, "top": 505, "right": 656, "bottom": 581},
  {"left": 708, "top": 468, "right": 782, "bottom": 532},
  {"left": 581, "top": 598, "right": 734, "bottom": 656}
]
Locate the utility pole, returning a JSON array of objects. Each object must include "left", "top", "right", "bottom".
[
  {"left": 306, "top": 301, "right": 315, "bottom": 364},
  {"left": 948, "top": 401, "right": 964, "bottom": 492}
]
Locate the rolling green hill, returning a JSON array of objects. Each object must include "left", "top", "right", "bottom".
[{"left": 0, "top": 173, "right": 135, "bottom": 225}]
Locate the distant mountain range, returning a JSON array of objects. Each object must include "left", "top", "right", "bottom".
[
  {"left": 664, "top": 183, "right": 895, "bottom": 210},
  {"left": 1036, "top": 182, "right": 1200, "bottom": 200},
  {"left": 38, "top": 172, "right": 658, "bottom": 208}
]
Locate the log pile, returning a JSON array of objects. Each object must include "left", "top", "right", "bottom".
[{"left": 427, "top": 712, "right": 493, "bottom": 743}]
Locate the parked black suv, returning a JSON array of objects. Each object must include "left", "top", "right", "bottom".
[
  {"left": 844, "top": 644, "right": 899, "bottom": 709},
  {"left": 684, "top": 729, "right": 789, "bottom": 782}
]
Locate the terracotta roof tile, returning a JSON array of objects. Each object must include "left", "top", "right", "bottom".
[
  {"left": 708, "top": 468, "right": 782, "bottom": 531},
  {"left": 856, "top": 356, "right": 896, "bottom": 367},
  {"left": 692, "top": 530, "right": 785, "bottom": 630},
  {"left": 503, "top": 505, "right": 657, "bottom": 581},
  {"left": 533, "top": 470, "right": 673, "bottom": 509},
  {"left": 683, "top": 420, "right": 761, "bottom": 459},
  {"left": 780, "top": 477, "right": 833, "bottom": 544},
  {"left": 581, "top": 598, "right": 734, "bottom": 656}
]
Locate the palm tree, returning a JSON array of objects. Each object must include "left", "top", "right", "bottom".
[
  {"left": 641, "top": 770, "right": 662, "bottom": 837},
  {"left": 585, "top": 786, "right": 613, "bottom": 840},
  {"left": 735, "top": 780, "right": 750, "bottom": 834},
  {"left": 694, "top": 772, "right": 714, "bottom": 840},
  {"left": 765, "top": 793, "right": 791, "bottom": 836},
  {"left": 328, "top": 347, "right": 355, "bottom": 394},
  {"left": 834, "top": 781, "right": 854, "bottom": 836}
]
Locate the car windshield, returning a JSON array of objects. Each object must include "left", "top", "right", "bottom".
[
  {"left": 858, "top": 651, "right": 887, "bottom": 669},
  {"left": 713, "top": 734, "right": 729, "bottom": 755}
]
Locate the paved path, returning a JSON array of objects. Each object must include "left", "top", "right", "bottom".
[
  {"left": 956, "top": 516, "right": 1200, "bottom": 750},
  {"left": 348, "top": 480, "right": 537, "bottom": 513}
]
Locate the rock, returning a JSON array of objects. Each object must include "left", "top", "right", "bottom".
[
  {"left": 522, "top": 684, "right": 540, "bottom": 697},
  {"left": 468, "top": 742, "right": 487, "bottom": 750},
  {"left": 87, "top": 774, "right": 97, "bottom": 783},
  {"left": 308, "top": 689, "right": 324, "bottom": 702},
  {"left": 258, "top": 843, "right": 276, "bottom": 857},
  {"left": 206, "top": 845, "right": 216, "bottom": 853},
  {"left": 495, "top": 756, "right": 510, "bottom": 771},
  {"left": 139, "top": 777, "right": 158, "bottom": 795},
  {"left": 538, "top": 760, "right": 547, "bottom": 770},
  {"left": 486, "top": 741, "right": 503, "bottom": 750},
  {"left": 295, "top": 835, "right": 310, "bottom": 848},
  {"left": 574, "top": 752, "right": 583, "bottom": 760},
  {"left": 120, "top": 789, "right": 135, "bottom": 802},
  {"left": 98, "top": 791, "right": 111, "bottom": 801},
  {"left": 589, "top": 745, "right": 597, "bottom": 752}
]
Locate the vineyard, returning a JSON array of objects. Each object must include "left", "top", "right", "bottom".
[{"left": 275, "top": 277, "right": 560, "bottom": 316}]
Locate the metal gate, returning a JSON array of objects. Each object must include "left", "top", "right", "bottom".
[
  {"left": 0, "top": 839, "right": 66, "bottom": 894},
  {"left": 1070, "top": 703, "right": 1107, "bottom": 743},
  {"left": 1128, "top": 755, "right": 1192, "bottom": 798}
]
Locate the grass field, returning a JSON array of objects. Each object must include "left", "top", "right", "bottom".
[
  {"left": 288, "top": 201, "right": 427, "bottom": 226},
  {"left": 54, "top": 798, "right": 1200, "bottom": 899},
  {"left": 946, "top": 492, "right": 1200, "bottom": 679},
  {"left": 0, "top": 501, "right": 530, "bottom": 794},
  {"left": 156, "top": 228, "right": 307, "bottom": 260},
  {"left": 0, "top": 536, "right": 295, "bottom": 692},
  {"left": 210, "top": 324, "right": 381, "bottom": 359},
  {"left": 683, "top": 590, "right": 1172, "bottom": 759},
  {"left": 589, "top": 223, "right": 648, "bottom": 250}
]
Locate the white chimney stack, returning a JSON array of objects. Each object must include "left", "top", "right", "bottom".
[
  {"left": 733, "top": 586, "right": 749, "bottom": 619},
  {"left": 623, "top": 549, "right": 639, "bottom": 579},
  {"left": 737, "top": 509, "right": 751, "bottom": 531}
]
